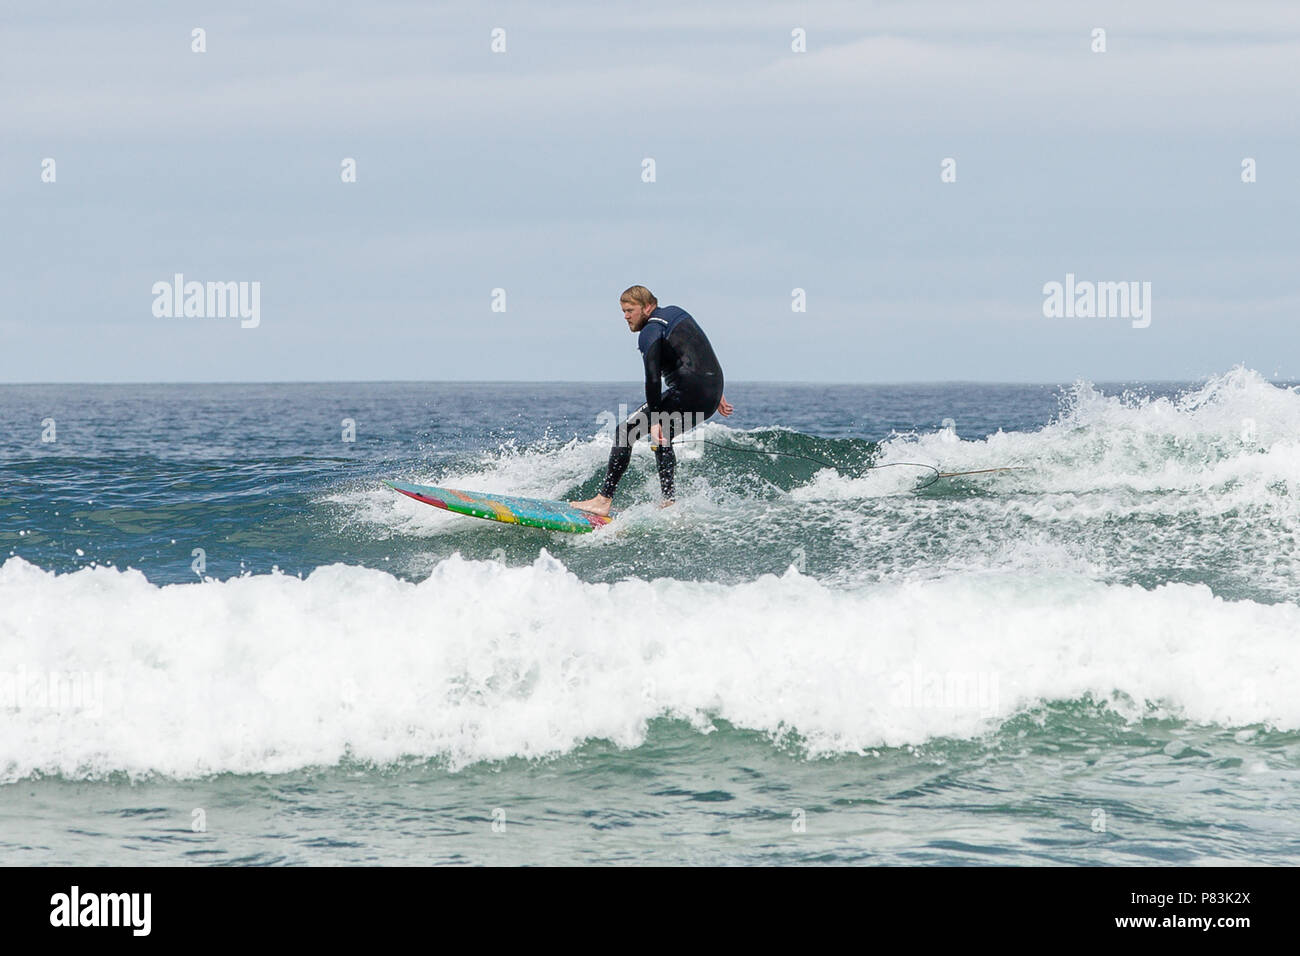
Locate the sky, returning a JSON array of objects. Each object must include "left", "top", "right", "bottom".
[{"left": 3, "top": 0, "right": 1298, "bottom": 384}]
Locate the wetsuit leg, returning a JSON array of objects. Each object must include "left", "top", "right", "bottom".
[
  {"left": 597, "top": 402, "right": 653, "bottom": 499},
  {"left": 652, "top": 443, "right": 675, "bottom": 499},
  {"left": 650, "top": 398, "right": 716, "bottom": 502},
  {"left": 597, "top": 393, "right": 718, "bottom": 501}
]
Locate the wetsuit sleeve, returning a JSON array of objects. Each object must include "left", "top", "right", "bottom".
[{"left": 643, "top": 336, "right": 664, "bottom": 412}]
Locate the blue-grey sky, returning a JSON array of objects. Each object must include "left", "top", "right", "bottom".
[{"left": 3, "top": 0, "right": 1298, "bottom": 383}]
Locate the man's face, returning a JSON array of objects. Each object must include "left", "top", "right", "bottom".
[{"left": 623, "top": 300, "right": 653, "bottom": 332}]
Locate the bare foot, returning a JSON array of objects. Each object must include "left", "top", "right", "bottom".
[
  {"left": 658, "top": 499, "right": 675, "bottom": 509},
  {"left": 569, "top": 494, "right": 612, "bottom": 516}
]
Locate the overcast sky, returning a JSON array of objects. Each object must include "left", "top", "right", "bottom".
[{"left": 3, "top": 1, "right": 1298, "bottom": 384}]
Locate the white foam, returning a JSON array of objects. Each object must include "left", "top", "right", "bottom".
[
  {"left": 2, "top": 550, "right": 1295, "bottom": 782},
  {"left": 792, "top": 368, "right": 1300, "bottom": 516}
]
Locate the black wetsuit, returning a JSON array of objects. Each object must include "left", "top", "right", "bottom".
[{"left": 598, "top": 305, "right": 724, "bottom": 500}]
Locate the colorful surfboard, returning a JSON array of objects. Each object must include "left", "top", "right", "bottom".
[{"left": 385, "top": 480, "right": 617, "bottom": 533}]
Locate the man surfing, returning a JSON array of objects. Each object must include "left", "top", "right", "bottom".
[{"left": 571, "top": 286, "right": 732, "bottom": 516}]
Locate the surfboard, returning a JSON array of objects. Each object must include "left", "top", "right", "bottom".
[{"left": 384, "top": 480, "right": 617, "bottom": 533}]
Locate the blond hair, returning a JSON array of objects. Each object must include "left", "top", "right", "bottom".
[{"left": 620, "top": 285, "right": 658, "bottom": 309}]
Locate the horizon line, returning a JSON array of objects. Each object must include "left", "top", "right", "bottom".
[{"left": 0, "top": 376, "right": 1259, "bottom": 388}]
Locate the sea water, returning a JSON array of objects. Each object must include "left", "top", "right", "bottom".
[{"left": 1, "top": 369, "right": 1297, "bottom": 864}]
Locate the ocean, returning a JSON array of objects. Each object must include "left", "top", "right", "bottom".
[{"left": 2, "top": 369, "right": 1298, "bottom": 865}]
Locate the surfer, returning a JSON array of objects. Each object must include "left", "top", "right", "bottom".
[{"left": 571, "top": 286, "right": 732, "bottom": 516}]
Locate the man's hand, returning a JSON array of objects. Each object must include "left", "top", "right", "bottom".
[
  {"left": 650, "top": 422, "right": 666, "bottom": 447},
  {"left": 716, "top": 395, "right": 734, "bottom": 417}
]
